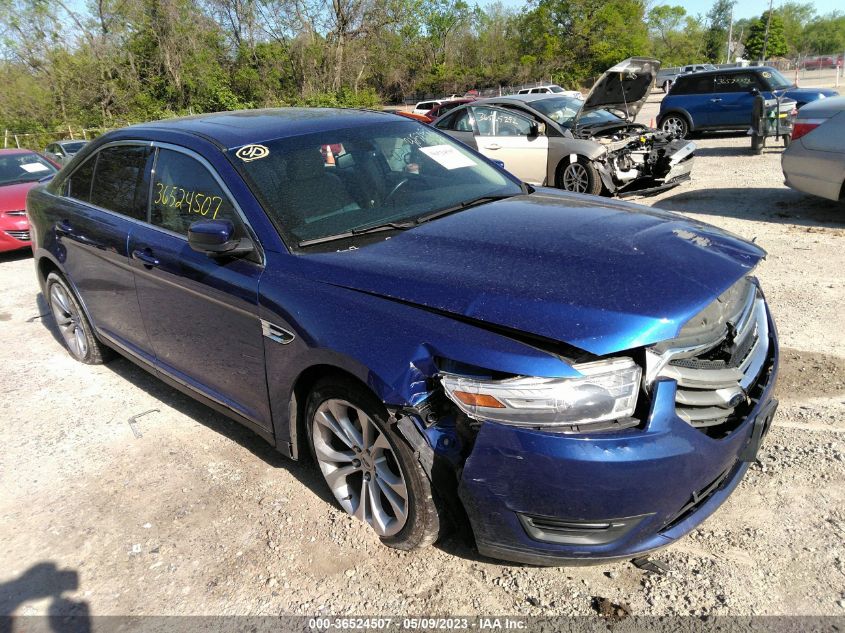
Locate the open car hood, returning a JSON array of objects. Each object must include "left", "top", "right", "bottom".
[{"left": 578, "top": 58, "right": 661, "bottom": 123}]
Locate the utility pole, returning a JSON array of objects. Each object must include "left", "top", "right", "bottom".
[
  {"left": 725, "top": 4, "right": 734, "bottom": 64},
  {"left": 761, "top": 0, "right": 774, "bottom": 63}
]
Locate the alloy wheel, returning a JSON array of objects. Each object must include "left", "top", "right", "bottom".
[
  {"left": 661, "top": 115, "right": 687, "bottom": 137},
  {"left": 562, "top": 162, "right": 590, "bottom": 193},
  {"left": 49, "top": 284, "right": 88, "bottom": 359},
  {"left": 312, "top": 398, "right": 409, "bottom": 537}
]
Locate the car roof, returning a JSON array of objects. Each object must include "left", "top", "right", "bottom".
[
  {"left": 56, "top": 140, "right": 85, "bottom": 146},
  {"left": 124, "top": 107, "right": 397, "bottom": 150},
  {"left": 484, "top": 94, "right": 570, "bottom": 104},
  {"left": 0, "top": 148, "right": 37, "bottom": 156},
  {"left": 681, "top": 66, "right": 776, "bottom": 78}
]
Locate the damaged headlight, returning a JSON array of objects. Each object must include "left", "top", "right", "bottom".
[{"left": 440, "top": 358, "right": 641, "bottom": 430}]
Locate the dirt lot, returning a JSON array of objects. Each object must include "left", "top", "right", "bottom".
[{"left": 1, "top": 101, "right": 844, "bottom": 622}]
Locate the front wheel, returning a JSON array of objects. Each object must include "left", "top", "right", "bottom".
[
  {"left": 660, "top": 114, "right": 689, "bottom": 138},
  {"left": 557, "top": 158, "right": 603, "bottom": 196},
  {"left": 306, "top": 377, "right": 442, "bottom": 550}
]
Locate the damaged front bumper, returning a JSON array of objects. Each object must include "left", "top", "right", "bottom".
[{"left": 415, "top": 309, "right": 778, "bottom": 566}]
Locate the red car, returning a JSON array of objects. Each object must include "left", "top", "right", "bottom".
[
  {"left": 0, "top": 149, "right": 60, "bottom": 253},
  {"left": 425, "top": 98, "right": 476, "bottom": 120}
]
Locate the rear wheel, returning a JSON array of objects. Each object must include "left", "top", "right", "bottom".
[
  {"left": 660, "top": 114, "right": 689, "bottom": 138},
  {"left": 662, "top": 80, "right": 673, "bottom": 94},
  {"left": 306, "top": 377, "right": 442, "bottom": 550},
  {"left": 45, "top": 272, "right": 110, "bottom": 364},
  {"left": 557, "top": 158, "right": 603, "bottom": 196}
]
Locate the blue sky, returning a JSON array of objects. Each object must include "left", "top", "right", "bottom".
[{"left": 477, "top": 0, "right": 841, "bottom": 20}]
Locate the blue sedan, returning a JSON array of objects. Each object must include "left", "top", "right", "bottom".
[{"left": 26, "top": 108, "right": 779, "bottom": 564}]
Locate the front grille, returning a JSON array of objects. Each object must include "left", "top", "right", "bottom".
[
  {"left": 654, "top": 285, "right": 771, "bottom": 434},
  {"left": 5, "top": 230, "right": 30, "bottom": 241}
]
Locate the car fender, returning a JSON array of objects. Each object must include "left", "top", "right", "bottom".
[
  {"left": 658, "top": 107, "right": 694, "bottom": 131},
  {"left": 256, "top": 258, "right": 580, "bottom": 457},
  {"left": 546, "top": 138, "right": 607, "bottom": 187}
]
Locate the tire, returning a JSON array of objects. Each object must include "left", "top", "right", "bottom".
[
  {"left": 751, "top": 133, "right": 764, "bottom": 154},
  {"left": 45, "top": 272, "right": 110, "bottom": 364},
  {"left": 659, "top": 114, "right": 689, "bottom": 138},
  {"left": 556, "top": 158, "right": 603, "bottom": 196},
  {"left": 306, "top": 376, "right": 442, "bottom": 550},
  {"left": 782, "top": 134, "right": 791, "bottom": 148},
  {"left": 662, "top": 80, "right": 672, "bottom": 94}
]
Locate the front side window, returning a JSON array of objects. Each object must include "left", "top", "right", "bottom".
[
  {"left": 150, "top": 149, "right": 242, "bottom": 236},
  {"left": 89, "top": 145, "right": 152, "bottom": 220},
  {"left": 494, "top": 111, "right": 534, "bottom": 136},
  {"left": 762, "top": 69, "right": 793, "bottom": 90},
  {"left": 0, "top": 152, "right": 57, "bottom": 186},
  {"left": 229, "top": 120, "right": 521, "bottom": 248}
]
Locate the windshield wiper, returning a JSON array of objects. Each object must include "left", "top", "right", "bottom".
[
  {"left": 298, "top": 221, "right": 416, "bottom": 247},
  {"left": 414, "top": 194, "right": 516, "bottom": 225},
  {"left": 297, "top": 194, "right": 516, "bottom": 248}
]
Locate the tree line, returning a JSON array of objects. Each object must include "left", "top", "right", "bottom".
[{"left": 0, "top": 0, "right": 843, "bottom": 136}]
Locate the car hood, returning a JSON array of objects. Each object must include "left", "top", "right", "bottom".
[
  {"left": 785, "top": 87, "right": 840, "bottom": 99},
  {"left": 579, "top": 58, "right": 661, "bottom": 123},
  {"left": 296, "top": 190, "right": 765, "bottom": 356},
  {"left": 0, "top": 181, "right": 39, "bottom": 213}
]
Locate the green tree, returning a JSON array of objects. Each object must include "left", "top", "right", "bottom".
[
  {"left": 745, "top": 11, "right": 788, "bottom": 60},
  {"left": 802, "top": 12, "right": 845, "bottom": 55},
  {"left": 704, "top": 0, "right": 734, "bottom": 62},
  {"left": 647, "top": 5, "right": 706, "bottom": 66}
]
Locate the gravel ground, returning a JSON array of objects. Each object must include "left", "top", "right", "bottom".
[{"left": 1, "top": 99, "right": 844, "bottom": 622}]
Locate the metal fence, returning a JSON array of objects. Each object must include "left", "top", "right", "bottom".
[{"left": 2, "top": 126, "right": 118, "bottom": 151}]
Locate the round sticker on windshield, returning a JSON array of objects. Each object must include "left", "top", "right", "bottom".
[
  {"left": 761, "top": 71, "right": 772, "bottom": 78},
  {"left": 236, "top": 144, "right": 269, "bottom": 162}
]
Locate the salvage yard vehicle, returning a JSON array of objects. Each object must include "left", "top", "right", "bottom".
[
  {"left": 435, "top": 58, "right": 696, "bottom": 196},
  {"left": 45, "top": 140, "right": 88, "bottom": 166},
  {"left": 0, "top": 149, "right": 59, "bottom": 253},
  {"left": 517, "top": 84, "right": 582, "bottom": 99},
  {"left": 27, "top": 108, "right": 778, "bottom": 565},
  {"left": 782, "top": 95, "right": 845, "bottom": 201},
  {"left": 656, "top": 64, "right": 716, "bottom": 93},
  {"left": 658, "top": 66, "right": 837, "bottom": 138}
]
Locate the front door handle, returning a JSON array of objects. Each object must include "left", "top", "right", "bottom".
[
  {"left": 483, "top": 143, "right": 502, "bottom": 150},
  {"left": 709, "top": 98, "right": 723, "bottom": 103},
  {"left": 132, "top": 249, "right": 160, "bottom": 268}
]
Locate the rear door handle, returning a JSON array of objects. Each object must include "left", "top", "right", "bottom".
[
  {"left": 483, "top": 143, "right": 501, "bottom": 150},
  {"left": 709, "top": 98, "right": 723, "bottom": 103},
  {"left": 132, "top": 249, "right": 160, "bottom": 268},
  {"left": 55, "top": 220, "right": 73, "bottom": 236}
]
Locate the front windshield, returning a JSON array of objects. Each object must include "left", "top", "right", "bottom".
[
  {"left": 0, "top": 153, "right": 57, "bottom": 186},
  {"left": 61, "top": 141, "right": 86, "bottom": 153},
  {"left": 230, "top": 120, "right": 521, "bottom": 248},
  {"left": 529, "top": 96, "right": 622, "bottom": 128},
  {"left": 765, "top": 69, "right": 794, "bottom": 89}
]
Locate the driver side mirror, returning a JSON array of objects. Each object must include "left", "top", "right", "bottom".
[
  {"left": 530, "top": 121, "right": 546, "bottom": 137},
  {"left": 188, "top": 219, "right": 253, "bottom": 257}
]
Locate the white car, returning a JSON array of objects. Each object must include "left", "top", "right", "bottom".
[
  {"left": 412, "top": 100, "right": 445, "bottom": 115},
  {"left": 517, "top": 85, "right": 583, "bottom": 99},
  {"left": 782, "top": 95, "right": 845, "bottom": 202}
]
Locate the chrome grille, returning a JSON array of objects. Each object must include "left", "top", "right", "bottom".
[
  {"left": 650, "top": 284, "right": 770, "bottom": 431},
  {"left": 5, "top": 210, "right": 26, "bottom": 216},
  {"left": 5, "top": 230, "right": 30, "bottom": 241}
]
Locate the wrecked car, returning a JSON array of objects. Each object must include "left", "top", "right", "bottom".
[
  {"left": 27, "top": 108, "right": 777, "bottom": 564},
  {"left": 435, "top": 58, "right": 696, "bottom": 196}
]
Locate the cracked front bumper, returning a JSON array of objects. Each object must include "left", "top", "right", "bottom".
[{"left": 455, "top": 312, "right": 778, "bottom": 566}]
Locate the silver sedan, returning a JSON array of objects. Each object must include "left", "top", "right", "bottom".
[{"left": 782, "top": 95, "right": 845, "bottom": 202}]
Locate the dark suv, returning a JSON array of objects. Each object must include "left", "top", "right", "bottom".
[{"left": 658, "top": 66, "right": 838, "bottom": 138}]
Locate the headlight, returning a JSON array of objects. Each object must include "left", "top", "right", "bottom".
[{"left": 440, "top": 357, "right": 641, "bottom": 430}]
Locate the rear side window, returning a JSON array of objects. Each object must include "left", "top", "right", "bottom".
[
  {"left": 89, "top": 145, "right": 152, "bottom": 220},
  {"left": 150, "top": 149, "right": 242, "bottom": 236},
  {"left": 66, "top": 156, "right": 96, "bottom": 202},
  {"left": 672, "top": 75, "right": 714, "bottom": 95},
  {"left": 714, "top": 73, "right": 762, "bottom": 93}
]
